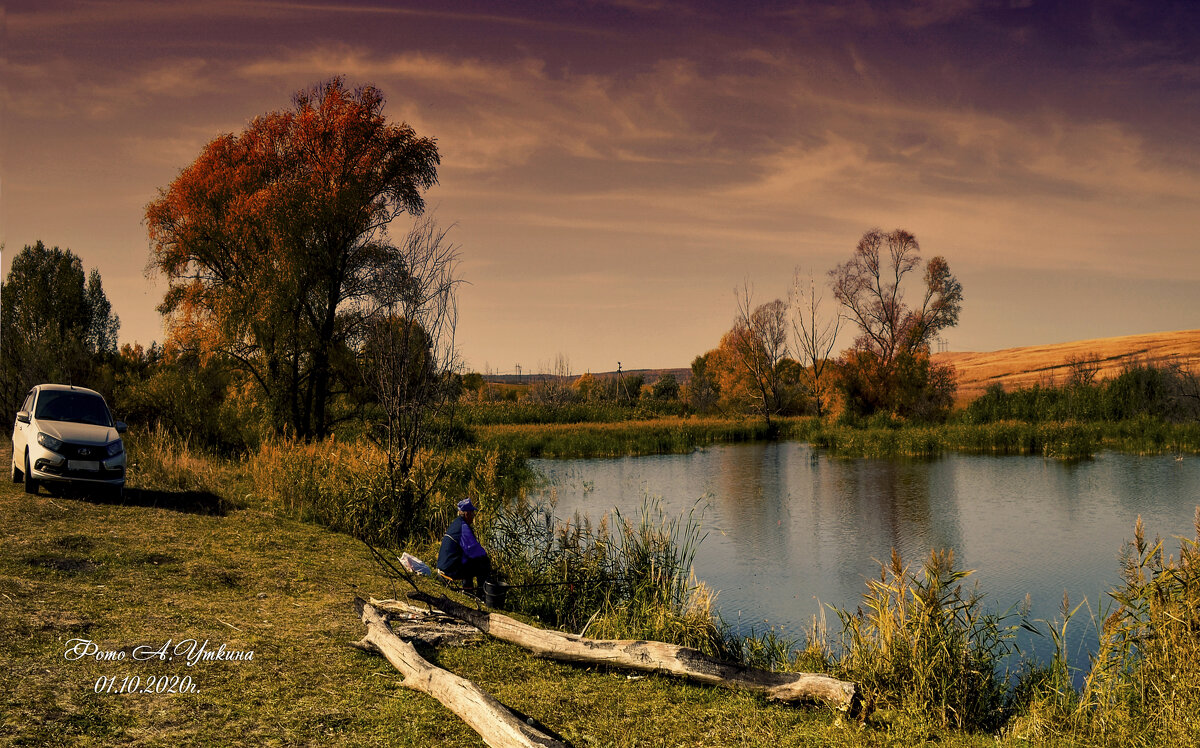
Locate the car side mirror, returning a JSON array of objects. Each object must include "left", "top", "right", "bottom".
[
  {"left": 16, "top": 411, "right": 30, "bottom": 424},
  {"left": 115, "top": 421, "right": 128, "bottom": 434}
]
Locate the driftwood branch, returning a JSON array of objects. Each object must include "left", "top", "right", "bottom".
[
  {"left": 408, "top": 593, "right": 862, "bottom": 716},
  {"left": 354, "top": 598, "right": 567, "bottom": 748}
]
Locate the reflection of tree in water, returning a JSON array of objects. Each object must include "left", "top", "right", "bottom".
[
  {"left": 712, "top": 443, "right": 791, "bottom": 565},
  {"left": 821, "top": 458, "right": 963, "bottom": 591}
]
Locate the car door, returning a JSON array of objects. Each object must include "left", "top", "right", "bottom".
[{"left": 12, "top": 389, "right": 35, "bottom": 466}]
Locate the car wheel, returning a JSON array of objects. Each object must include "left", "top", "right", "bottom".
[
  {"left": 23, "top": 452, "right": 38, "bottom": 495},
  {"left": 10, "top": 457, "right": 21, "bottom": 483}
]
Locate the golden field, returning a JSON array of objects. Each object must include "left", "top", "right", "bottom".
[{"left": 933, "top": 329, "right": 1200, "bottom": 403}]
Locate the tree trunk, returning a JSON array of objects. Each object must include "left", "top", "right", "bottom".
[
  {"left": 408, "top": 594, "right": 862, "bottom": 716},
  {"left": 353, "top": 599, "right": 566, "bottom": 748}
]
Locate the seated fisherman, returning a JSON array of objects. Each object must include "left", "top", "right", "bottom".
[{"left": 437, "top": 498, "right": 491, "bottom": 593}]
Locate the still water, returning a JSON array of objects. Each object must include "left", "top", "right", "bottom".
[{"left": 531, "top": 443, "right": 1200, "bottom": 668}]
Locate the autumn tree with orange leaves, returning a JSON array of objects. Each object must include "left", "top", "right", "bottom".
[
  {"left": 830, "top": 228, "right": 962, "bottom": 419},
  {"left": 145, "top": 78, "right": 440, "bottom": 439}
]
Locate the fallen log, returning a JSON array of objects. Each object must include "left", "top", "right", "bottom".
[
  {"left": 367, "top": 599, "right": 481, "bottom": 647},
  {"left": 406, "top": 593, "right": 862, "bottom": 716},
  {"left": 353, "top": 598, "right": 566, "bottom": 748}
]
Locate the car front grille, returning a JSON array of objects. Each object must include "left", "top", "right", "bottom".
[{"left": 59, "top": 441, "right": 114, "bottom": 460}]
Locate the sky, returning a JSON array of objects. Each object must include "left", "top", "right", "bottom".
[{"left": 3, "top": 0, "right": 1198, "bottom": 374}]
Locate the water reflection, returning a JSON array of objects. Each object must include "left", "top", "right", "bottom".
[{"left": 532, "top": 444, "right": 1200, "bottom": 668}]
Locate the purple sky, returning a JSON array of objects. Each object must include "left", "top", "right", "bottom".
[{"left": 4, "top": 0, "right": 1198, "bottom": 374}]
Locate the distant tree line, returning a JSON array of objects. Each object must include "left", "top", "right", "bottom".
[
  {"left": 678, "top": 228, "right": 963, "bottom": 424},
  {"left": 454, "top": 227, "right": 965, "bottom": 425}
]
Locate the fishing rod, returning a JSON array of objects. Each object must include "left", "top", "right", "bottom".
[{"left": 494, "top": 576, "right": 626, "bottom": 590}]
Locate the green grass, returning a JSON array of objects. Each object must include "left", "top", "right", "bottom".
[
  {"left": 8, "top": 426, "right": 1196, "bottom": 746},
  {"left": 1, "top": 440, "right": 1002, "bottom": 748},
  {"left": 469, "top": 410, "right": 1200, "bottom": 462}
]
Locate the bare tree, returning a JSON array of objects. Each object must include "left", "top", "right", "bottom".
[
  {"left": 361, "top": 217, "right": 462, "bottom": 539},
  {"left": 732, "top": 284, "right": 789, "bottom": 427},
  {"left": 533, "top": 353, "right": 574, "bottom": 406},
  {"left": 1065, "top": 354, "right": 1102, "bottom": 387},
  {"left": 788, "top": 267, "right": 841, "bottom": 418}
]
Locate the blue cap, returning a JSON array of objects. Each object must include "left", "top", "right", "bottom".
[{"left": 457, "top": 498, "right": 477, "bottom": 513}]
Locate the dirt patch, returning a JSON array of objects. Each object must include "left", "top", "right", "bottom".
[
  {"left": 25, "top": 555, "right": 97, "bottom": 573},
  {"left": 187, "top": 561, "right": 244, "bottom": 588},
  {"left": 38, "top": 614, "right": 96, "bottom": 633}
]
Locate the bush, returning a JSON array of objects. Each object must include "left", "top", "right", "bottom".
[{"left": 959, "top": 363, "right": 1200, "bottom": 426}]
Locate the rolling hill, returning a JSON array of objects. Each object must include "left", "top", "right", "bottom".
[{"left": 933, "top": 329, "right": 1200, "bottom": 403}]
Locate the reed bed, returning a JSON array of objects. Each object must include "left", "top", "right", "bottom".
[
  {"left": 123, "top": 423, "right": 236, "bottom": 496},
  {"left": 1006, "top": 513, "right": 1200, "bottom": 746},
  {"left": 458, "top": 400, "right": 689, "bottom": 425},
  {"left": 247, "top": 437, "right": 531, "bottom": 547},
  {"left": 808, "top": 420, "right": 1200, "bottom": 459},
  {"left": 475, "top": 416, "right": 811, "bottom": 459},
  {"left": 834, "top": 549, "right": 1015, "bottom": 731},
  {"left": 484, "top": 496, "right": 732, "bottom": 658}
]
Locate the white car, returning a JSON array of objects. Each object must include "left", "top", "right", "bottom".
[{"left": 11, "top": 384, "right": 127, "bottom": 497}]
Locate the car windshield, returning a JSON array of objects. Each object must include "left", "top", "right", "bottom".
[{"left": 33, "top": 391, "right": 113, "bottom": 427}]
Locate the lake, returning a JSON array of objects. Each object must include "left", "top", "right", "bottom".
[{"left": 531, "top": 443, "right": 1200, "bottom": 670}]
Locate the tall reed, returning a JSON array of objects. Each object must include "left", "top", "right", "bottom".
[
  {"left": 484, "top": 496, "right": 732, "bottom": 658},
  {"left": 1073, "top": 513, "right": 1200, "bottom": 746},
  {"left": 123, "top": 423, "right": 231, "bottom": 496},
  {"left": 834, "top": 548, "right": 1016, "bottom": 731},
  {"left": 477, "top": 417, "right": 809, "bottom": 459},
  {"left": 249, "top": 437, "right": 531, "bottom": 547}
]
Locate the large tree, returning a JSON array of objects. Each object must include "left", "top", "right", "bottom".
[
  {"left": 146, "top": 77, "right": 440, "bottom": 439},
  {"left": 830, "top": 228, "right": 962, "bottom": 417},
  {"left": 0, "top": 241, "right": 120, "bottom": 414}
]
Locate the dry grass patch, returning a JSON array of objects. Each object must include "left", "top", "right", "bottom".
[{"left": 936, "top": 329, "right": 1200, "bottom": 403}]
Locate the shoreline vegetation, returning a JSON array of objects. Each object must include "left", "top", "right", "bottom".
[
  {"left": 7, "top": 364, "right": 1200, "bottom": 744},
  {"left": 25, "top": 405, "right": 1188, "bottom": 743},
  {"left": 472, "top": 414, "right": 1200, "bottom": 460}
]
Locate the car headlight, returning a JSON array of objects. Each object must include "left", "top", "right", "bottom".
[
  {"left": 107, "top": 441, "right": 124, "bottom": 457},
  {"left": 37, "top": 432, "right": 64, "bottom": 453}
]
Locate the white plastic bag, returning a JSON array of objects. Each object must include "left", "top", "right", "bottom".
[{"left": 399, "top": 552, "right": 433, "bottom": 577}]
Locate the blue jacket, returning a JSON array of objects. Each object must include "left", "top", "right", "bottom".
[{"left": 437, "top": 516, "right": 487, "bottom": 575}]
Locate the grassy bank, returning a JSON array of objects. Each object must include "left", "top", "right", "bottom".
[
  {"left": 8, "top": 426, "right": 1199, "bottom": 746},
  {"left": 1, "top": 443, "right": 1004, "bottom": 747},
  {"left": 470, "top": 415, "right": 1200, "bottom": 461}
]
